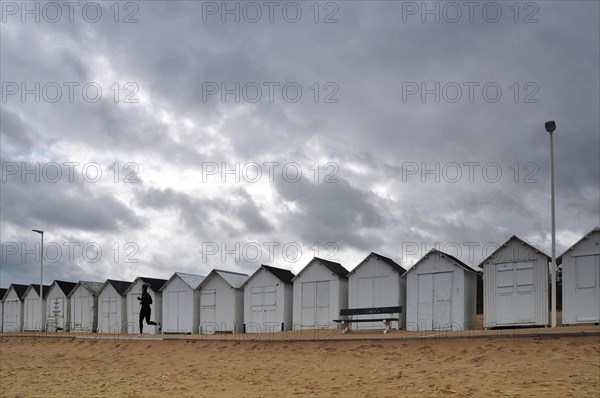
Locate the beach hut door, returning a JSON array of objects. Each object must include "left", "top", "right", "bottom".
[
  {"left": 417, "top": 272, "right": 452, "bottom": 330},
  {"left": 25, "top": 298, "right": 38, "bottom": 330},
  {"left": 575, "top": 255, "right": 599, "bottom": 322},
  {"left": 250, "top": 286, "right": 277, "bottom": 331},
  {"left": 3, "top": 300, "right": 18, "bottom": 331},
  {"left": 495, "top": 263, "right": 534, "bottom": 324},
  {"left": 301, "top": 281, "right": 330, "bottom": 327},
  {"left": 101, "top": 298, "right": 118, "bottom": 332},
  {"left": 48, "top": 297, "right": 65, "bottom": 331},
  {"left": 200, "top": 289, "right": 216, "bottom": 332}
]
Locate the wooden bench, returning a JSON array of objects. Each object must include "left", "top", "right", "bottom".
[{"left": 333, "top": 306, "right": 403, "bottom": 334}]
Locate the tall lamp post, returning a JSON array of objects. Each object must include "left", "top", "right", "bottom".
[
  {"left": 32, "top": 229, "right": 44, "bottom": 332},
  {"left": 544, "top": 121, "right": 557, "bottom": 328}
]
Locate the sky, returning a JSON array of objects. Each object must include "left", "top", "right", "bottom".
[{"left": 1, "top": 0, "right": 599, "bottom": 287}]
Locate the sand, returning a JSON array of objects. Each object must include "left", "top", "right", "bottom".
[{"left": 1, "top": 333, "right": 599, "bottom": 397}]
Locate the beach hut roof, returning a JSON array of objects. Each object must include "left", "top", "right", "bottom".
[
  {"left": 215, "top": 269, "right": 248, "bottom": 288},
  {"left": 477, "top": 235, "right": 551, "bottom": 269},
  {"left": 23, "top": 284, "right": 52, "bottom": 299},
  {"left": 52, "top": 280, "right": 77, "bottom": 296},
  {"left": 124, "top": 276, "right": 168, "bottom": 294},
  {"left": 557, "top": 226, "right": 600, "bottom": 265},
  {"left": 405, "top": 249, "right": 481, "bottom": 275},
  {"left": 293, "top": 257, "right": 349, "bottom": 281},
  {"left": 244, "top": 265, "right": 295, "bottom": 286},
  {"left": 68, "top": 281, "right": 104, "bottom": 298},
  {"left": 0, "top": 288, "right": 6, "bottom": 300},
  {"left": 3, "top": 284, "right": 29, "bottom": 301},
  {"left": 350, "top": 252, "right": 407, "bottom": 276},
  {"left": 160, "top": 272, "right": 205, "bottom": 291},
  {"left": 197, "top": 269, "right": 249, "bottom": 289},
  {"left": 103, "top": 279, "right": 133, "bottom": 296}
]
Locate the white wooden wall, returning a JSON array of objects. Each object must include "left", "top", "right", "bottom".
[
  {"left": 348, "top": 256, "right": 406, "bottom": 329},
  {"left": 162, "top": 276, "right": 199, "bottom": 334},
  {"left": 562, "top": 230, "right": 600, "bottom": 325},
  {"left": 292, "top": 261, "right": 347, "bottom": 330},
  {"left": 45, "top": 285, "right": 70, "bottom": 332},
  {"left": 483, "top": 239, "right": 549, "bottom": 327},
  {"left": 98, "top": 284, "right": 127, "bottom": 333},
  {"left": 2, "top": 288, "right": 23, "bottom": 332},
  {"left": 244, "top": 268, "right": 292, "bottom": 333},
  {"left": 199, "top": 274, "right": 243, "bottom": 334}
]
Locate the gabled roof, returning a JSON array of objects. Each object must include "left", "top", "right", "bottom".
[
  {"left": 160, "top": 272, "right": 205, "bottom": 291},
  {"left": 198, "top": 269, "right": 249, "bottom": 289},
  {"left": 3, "top": 284, "right": 29, "bottom": 301},
  {"left": 0, "top": 288, "right": 6, "bottom": 300},
  {"left": 102, "top": 279, "right": 133, "bottom": 296},
  {"left": 477, "top": 235, "right": 551, "bottom": 269},
  {"left": 350, "top": 252, "right": 407, "bottom": 276},
  {"left": 557, "top": 226, "right": 600, "bottom": 264},
  {"left": 292, "top": 257, "right": 349, "bottom": 281},
  {"left": 124, "top": 276, "right": 168, "bottom": 294},
  {"left": 68, "top": 281, "right": 104, "bottom": 298},
  {"left": 262, "top": 265, "right": 295, "bottom": 285},
  {"left": 405, "top": 249, "right": 481, "bottom": 275},
  {"left": 52, "top": 280, "right": 78, "bottom": 297},
  {"left": 244, "top": 265, "right": 295, "bottom": 286},
  {"left": 23, "top": 284, "right": 52, "bottom": 299}
]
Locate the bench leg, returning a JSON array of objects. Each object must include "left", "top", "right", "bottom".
[
  {"left": 383, "top": 320, "right": 391, "bottom": 334},
  {"left": 342, "top": 321, "right": 350, "bottom": 334}
]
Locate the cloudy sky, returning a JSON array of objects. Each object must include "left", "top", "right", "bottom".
[{"left": 1, "top": 0, "right": 599, "bottom": 287}]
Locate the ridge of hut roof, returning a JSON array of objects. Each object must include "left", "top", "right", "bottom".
[
  {"left": 293, "top": 257, "right": 349, "bottom": 281},
  {"left": 477, "top": 235, "right": 550, "bottom": 269},
  {"left": 557, "top": 226, "right": 600, "bottom": 264},
  {"left": 4, "top": 284, "right": 29, "bottom": 300},
  {"left": 104, "top": 279, "right": 133, "bottom": 296},
  {"left": 24, "top": 284, "right": 52, "bottom": 299},
  {"left": 68, "top": 281, "right": 104, "bottom": 298},
  {"left": 53, "top": 280, "right": 78, "bottom": 296},
  {"left": 262, "top": 265, "right": 295, "bottom": 285},
  {"left": 213, "top": 269, "right": 248, "bottom": 288},
  {"left": 350, "top": 252, "right": 407, "bottom": 275},
  {"left": 406, "top": 249, "right": 481, "bottom": 274},
  {"left": 161, "top": 272, "right": 205, "bottom": 290}
]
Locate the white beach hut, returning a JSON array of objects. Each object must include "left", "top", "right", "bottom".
[
  {"left": 347, "top": 252, "right": 407, "bottom": 330},
  {"left": 0, "top": 288, "right": 6, "bottom": 332},
  {"left": 479, "top": 235, "right": 550, "bottom": 328},
  {"left": 197, "top": 269, "right": 248, "bottom": 334},
  {"left": 292, "top": 257, "right": 349, "bottom": 330},
  {"left": 160, "top": 272, "right": 205, "bottom": 334},
  {"left": 1, "top": 284, "right": 28, "bottom": 332},
  {"left": 125, "top": 277, "right": 167, "bottom": 334},
  {"left": 243, "top": 265, "right": 295, "bottom": 333},
  {"left": 405, "top": 249, "right": 479, "bottom": 331},
  {"left": 560, "top": 227, "right": 600, "bottom": 325},
  {"left": 45, "top": 280, "right": 77, "bottom": 332},
  {"left": 68, "top": 281, "right": 104, "bottom": 332},
  {"left": 97, "top": 279, "right": 132, "bottom": 334},
  {"left": 22, "top": 284, "right": 51, "bottom": 331}
]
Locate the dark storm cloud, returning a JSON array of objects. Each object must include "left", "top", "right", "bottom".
[
  {"left": 1, "top": 159, "right": 144, "bottom": 232},
  {"left": 274, "top": 176, "right": 384, "bottom": 250},
  {"left": 135, "top": 186, "right": 273, "bottom": 239}
]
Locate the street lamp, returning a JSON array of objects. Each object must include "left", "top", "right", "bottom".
[
  {"left": 32, "top": 229, "right": 44, "bottom": 332},
  {"left": 544, "top": 121, "right": 557, "bottom": 328}
]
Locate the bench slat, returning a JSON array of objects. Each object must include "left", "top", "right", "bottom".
[{"left": 339, "top": 306, "right": 402, "bottom": 316}]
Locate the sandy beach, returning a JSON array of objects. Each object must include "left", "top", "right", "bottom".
[{"left": 1, "top": 331, "right": 599, "bottom": 398}]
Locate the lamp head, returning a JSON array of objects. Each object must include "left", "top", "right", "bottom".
[
  {"left": 545, "top": 121, "right": 556, "bottom": 133},
  {"left": 32, "top": 229, "right": 44, "bottom": 235}
]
